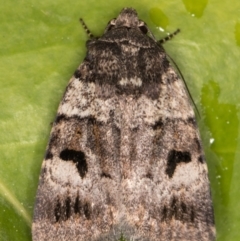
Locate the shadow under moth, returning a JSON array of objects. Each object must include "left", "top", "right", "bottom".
[{"left": 32, "top": 8, "right": 216, "bottom": 241}]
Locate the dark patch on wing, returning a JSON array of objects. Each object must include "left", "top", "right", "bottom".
[
  {"left": 65, "top": 196, "right": 71, "bottom": 220},
  {"left": 101, "top": 172, "right": 112, "bottom": 179},
  {"left": 54, "top": 195, "right": 91, "bottom": 222},
  {"left": 181, "top": 201, "right": 187, "bottom": 214},
  {"left": 45, "top": 150, "right": 53, "bottom": 160},
  {"left": 45, "top": 131, "right": 59, "bottom": 160},
  {"left": 74, "top": 69, "right": 82, "bottom": 79},
  {"left": 170, "top": 196, "right": 178, "bottom": 219},
  {"left": 166, "top": 150, "right": 191, "bottom": 178},
  {"left": 191, "top": 206, "right": 195, "bottom": 223},
  {"left": 198, "top": 155, "right": 204, "bottom": 163},
  {"left": 160, "top": 197, "right": 196, "bottom": 223},
  {"left": 194, "top": 138, "right": 201, "bottom": 152},
  {"left": 55, "top": 114, "right": 83, "bottom": 124},
  {"left": 83, "top": 202, "right": 91, "bottom": 219},
  {"left": 74, "top": 194, "right": 80, "bottom": 215},
  {"left": 60, "top": 149, "right": 88, "bottom": 178},
  {"left": 161, "top": 57, "right": 170, "bottom": 71},
  {"left": 54, "top": 198, "right": 61, "bottom": 222},
  {"left": 55, "top": 114, "right": 68, "bottom": 124},
  {"left": 152, "top": 119, "right": 163, "bottom": 130},
  {"left": 146, "top": 172, "right": 153, "bottom": 179},
  {"left": 73, "top": 194, "right": 91, "bottom": 219},
  {"left": 187, "top": 117, "right": 197, "bottom": 127}
]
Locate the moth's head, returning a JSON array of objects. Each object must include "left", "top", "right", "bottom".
[{"left": 105, "top": 8, "right": 149, "bottom": 34}]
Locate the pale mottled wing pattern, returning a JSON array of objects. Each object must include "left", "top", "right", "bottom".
[{"left": 32, "top": 8, "right": 215, "bottom": 241}]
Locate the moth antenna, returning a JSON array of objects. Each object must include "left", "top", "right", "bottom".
[
  {"left": 158, "top": 29, "right": 180, "bottom": 44},
  {"left": 79, "top": 18, "right": 95, "bottom": 39}
]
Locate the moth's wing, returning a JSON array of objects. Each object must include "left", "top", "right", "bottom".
[
  {"left": 119, "top": 61, "right": 216, "bottom": 240},
  {"left": 32, "top": 70, "right": 125, "bottom": 240}
]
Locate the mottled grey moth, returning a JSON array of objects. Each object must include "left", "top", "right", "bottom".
[{"left": 32, "top": 8, "right": 216, "bottom": 241}]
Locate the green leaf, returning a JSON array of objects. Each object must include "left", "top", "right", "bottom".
[{"left": 0, "top": 0, "right": 239, "bottom": 240}]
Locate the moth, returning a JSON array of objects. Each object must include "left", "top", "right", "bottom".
[{"left": 32, "top": 8, "right": 216, "bottom": 241}]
